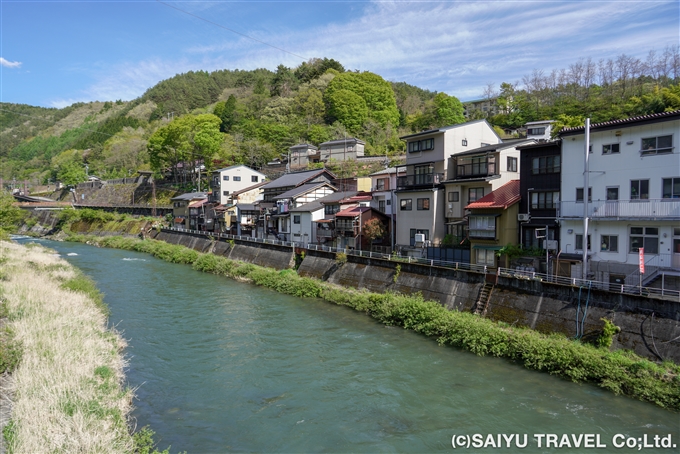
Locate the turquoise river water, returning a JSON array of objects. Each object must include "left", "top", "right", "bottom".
[{"left": 16, "top": 237, "right": 679, "bottom": 453}]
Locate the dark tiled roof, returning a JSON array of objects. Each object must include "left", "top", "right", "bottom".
[
  {"left": 273, "top": 182, "right": 333, "bottom": 200},
  {"left": 466, "top": 180, "right": 520, "bottom": 209},
  {"left": 289, "top": 191, "right": 358, "bottom": 212},
  {"left": 560, "top": 110, "right": 680, "bottom": 136},
  {"left": 262, "top": 169, "right": 336, "bottom": 189}
]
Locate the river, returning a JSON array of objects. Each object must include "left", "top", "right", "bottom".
[{"left": 15, "top": 237, "right": 678, "bottom": 453}]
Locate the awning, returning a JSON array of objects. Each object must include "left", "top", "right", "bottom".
[
  {"left": 472, "top": 245, "right": 502, "bottom": 250},
  {"left": 314, "top": 219, "right": 334, "bottom": 223},
  {"left": 445, "top": 220, "right": 466, "bottom": 225}
]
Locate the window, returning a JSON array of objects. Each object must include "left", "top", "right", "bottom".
[
  {"left": 602, "top": 143, "right": 620, "bottom": 154},
  {"left": 462, "top": 139, "right": 468, "bottom": 146},
  {"left": 293, "top": 215, "right": 300, "bottom": 224},
  {"left": 630, "top": 180, "right": 649, "bottom": 200},
  {"left": 448, "top": 191, "right": 460, "bottom": 202},
  {"left": 400, "top": 198, "right": 412, "bottom": 210},
  {"left": 223, "top": 191, "right": 230, "bottom": 196},
  {"left": 324, "top": 204, "right": 340, "bottom": 215},
  {"left": 507, "top": 156, "right": 517, "bottom": 172},
  {"left": 630, "top": 227, "right": 658, "bottom": 254},
  {"left": 417, "top": 198, "right": 430, "bottom": 210},
  {"left": 606, "top": 187, "right": 619, "bottom": 201},
  {"left": 375, "top": 178, "right": 386, "bottom": 191},
  {"left": 469, "top": 216, "right": 496, "bottom": 238},
  {"left": 386, "top": 199, "right": 391, "bottom": 205},
  {"left": 527, "top": 127, "right": 545, "bottom": 135},
  {"left": 468, "top": 187, "right": 484, "bottom": 202},
  {"left": 641, "top": 135, "right": 673, "bottom": 155},
  {"left": 576, "top": 187, "right": 592, "bottom": 203},
  {"left": 458, "top": 156, "right": 494, "bottom": 177},
  {"left": 531, "top": 191, "right": 559, "bottom": 209},
  {"left": 407, "top": 138, "right": 435, "bottom": 153},
  {"left": 575, "top": 234, "right": 591, "bottom": 251},
  {"left": 378, "top": 200, "right": 386, "bottom": 212},
  {"left": 600, "top": 235, "right": 618, "bottom": 252},
  {"left": 252, "top": 175, "right": 259, "bottom": 183},
  {"left": 414, "top": 164, "right": 435, "bottom": 185},
  {"left": 662, "top": 177, "right": 680, "bottom": 198},
  {"left": 476, "top": 249, "right": 495, "bottom": 266},
  {"left": 223, "top": 175, "right": 229, "bottom": 181},
  {"left": 233, "top": 176, "right": 241, "bottom": 182},
  {"left": 531, "top": 156, "right": 560, "bottom": 174}
]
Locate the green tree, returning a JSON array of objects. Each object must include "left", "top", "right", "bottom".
[
  {"left": 325, "top": 89, "right": 368, "bottom": 133},
  {"left": 57, "top": 160, "right": 87, "bottom": 187},
  {"left": 294, "top": 58, "right": 345, "bottom": 83},
  {"left": 0, "top": 191, "right": 26, "bottom": 239},
  {"left": 213, "top": 95, "right": 238, "bottom": 132},
  {"left": 270, "top": 64, "right": 298, "bottom": 97},
  {"left": 432, "top": 93, "right": 465, "bottom": 126},
  {"left": 324, "top": 71, "right": 399, "bottom": 129}
]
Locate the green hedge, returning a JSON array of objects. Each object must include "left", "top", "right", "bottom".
[{"left": 70, "top": 234, "right": 680, "bottom": 411}]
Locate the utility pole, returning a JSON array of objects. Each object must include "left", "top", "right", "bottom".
[{"left": 582, "top": 118, "right": 590, "bottom": 281}]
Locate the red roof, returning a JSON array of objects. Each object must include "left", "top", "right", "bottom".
[
  {"left": 336, "top": 206, "right": 371, "bottom": 217},
  {"left": 466, "top": 180, "right": 520, "bottom": 210}
]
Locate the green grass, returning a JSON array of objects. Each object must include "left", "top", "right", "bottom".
[{"left": 66, "top": 233, "right": 680, "bottom": 411}]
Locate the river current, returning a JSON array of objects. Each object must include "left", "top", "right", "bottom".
[{"left": 15, "top": 237, "right": 679, "bottom": 453}]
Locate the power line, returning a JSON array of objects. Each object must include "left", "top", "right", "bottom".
[{"left": 155, "top": 0, "right": 308, "bottom": 61}]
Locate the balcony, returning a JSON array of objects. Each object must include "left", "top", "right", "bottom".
[
  {"left": 559, "top": 199, "right": 680, "bottom": 220},
  {"left": 454, "top": 162, "right": 497, "bottom": 180},
  {"left": 316, "top": 228, "right": 336, "bottom": 238},
  {"left": 396, "top": 173, "right": 444, "bottom": 190}
]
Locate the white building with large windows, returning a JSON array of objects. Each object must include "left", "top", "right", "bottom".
[{"left": 558, "top": 110, "right": 680, "bottom": 286}]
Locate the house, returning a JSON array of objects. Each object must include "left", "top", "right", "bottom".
[
  {"left": 525, "top": 120, "right": 555, "bottom": 141},
  {"left": 334, "top": 206, "right": 389, "bottom": 251},
  {"left": 465, "top": 180, "right": 521, "bottom": 268},
  {"left": 368, "top": 167, "right": 405, "bottom": 216},
  {"left": 272, "top": 182, "right": 337, "bottom": 241},
  {"left": 395, "top": 119, "right": 502, "bottom": 253},
  {"left": 517, "top": 140, "right": 562, "bottom": 251},
  {"left": 171, "top": 192, "right": 207, "bottom": 229},
  {"left": 212, "top": 181, "right": 266, "bottom": 235},
  {"left": 258, "top": 168, "right": 337, "bottom": 238},
  {"left": 288, "top": 143, "right": 319, "bottom": 169},
  {"left": 210, "top": 165, "right": 267, "bottom": 205},
  {"left": 558, "top": 110, "right": 680, "bottom": 286},
  {"left": 318, "top": 138, "right": 365, "bottom": 162},
  {"left": 288, "top": 191, "right": 359, "bottom": 245},
  {"left": 442, "top": 138, "right": 535, "bottom": 243}
]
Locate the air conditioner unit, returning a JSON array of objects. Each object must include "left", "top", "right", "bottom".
[
  {"left": 414, "top": 233, "right": 425, "bottom": 244},
  {"left": 518, "top": 213, "right": 531, "bottom": 222}
]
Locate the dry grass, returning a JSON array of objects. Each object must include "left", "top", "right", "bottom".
[{"left": 0, "top": 241, "right": 134, "bottom": 453}]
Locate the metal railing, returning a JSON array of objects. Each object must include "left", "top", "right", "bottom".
[
  {"left": 497, "top": 267, "right": 680, "bottom": 301},
  {"left": 396, "top": 173, "right": 444, "bottom": 188},
  {"left": 559, "top": 199, "right": 680, "bottom": 219},
  {"left": 162, "top": 227, "right": 679, "bottom": 301}
]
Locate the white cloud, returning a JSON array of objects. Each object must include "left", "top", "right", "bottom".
[
  {"left": 70, "top": 0, "right": 679, "bottom": 103},
  {"left": 1, "top": 57, "right": 22, "bottom": 68}
]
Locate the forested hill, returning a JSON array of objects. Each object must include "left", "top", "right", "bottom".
[{"left": 2, "top": 49, "right": 679, "bottom": 188}]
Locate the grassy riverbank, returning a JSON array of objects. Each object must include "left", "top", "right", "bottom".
[
  {"left": 69, "top": 233, "right": 680, "bottom": 411},
  {"left": 0, "top": 241, "right": 135, "bottom": 452}
]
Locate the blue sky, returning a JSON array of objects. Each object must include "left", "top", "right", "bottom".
[{"left": 1, "top": 0, "right": 678, "bottom": 108}]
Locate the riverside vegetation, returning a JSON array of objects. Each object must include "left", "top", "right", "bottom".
[
  {"left": 0, "top": 241, "right": 170, "bottom": 453},
  {"left": 64, "top": 232, "right": 680, "bottom": 411}
]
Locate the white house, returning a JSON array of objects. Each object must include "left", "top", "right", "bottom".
[
  {"left": 272, "top": 182, "right": 337, "bottom": 241},
  {"left": 525, "top": 120, "right": 555, "bottom": 141},
  {"left": 395, "top": 119, "right": 502, "bottom": 251},
  {"left": 558, "top": 110, "right": 680, "bottom": 286},
  {"left": 368, "top": 167, "right": 405, "bottom": 217},
  {"left": 210, "top": 165, "right": 267, "bottom": 206},
  {"left": 288, "top": 191, "right": 358, "bottom": 245}
]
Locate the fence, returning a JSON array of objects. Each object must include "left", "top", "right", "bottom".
[
  {"left": 497, "top": 267, "right": 680, "bottom": 301},
  {"left": 163, "top": 227, "right": 680, "bottom": 301}
]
